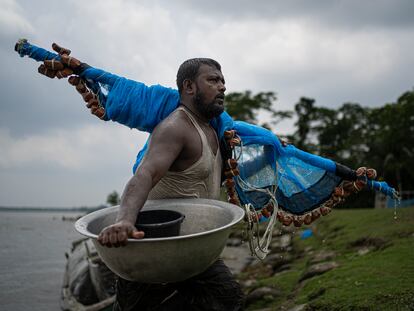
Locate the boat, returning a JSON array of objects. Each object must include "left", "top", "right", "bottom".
[
  {"left": 61, "top": 199, "right": 244, "bottom": 309},
  {"left": 61, "top": 238, "right": 116, "bottom": 311}
]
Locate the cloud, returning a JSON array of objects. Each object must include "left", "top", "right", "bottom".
[
  {"left": 62, "top": 0, "right": 180, "bottom": 86},
  {"left": 0, "top": 0, "right": 34, "bottom": 38},
  {"left": 183, "top": 16, "right": 412, "bottom": 109},
  {"left": 0, "top": 123, "right": 148, "bottom": 206},
  {"left": 170, "top": 0, "right": 414, "bottom": 30},
  {"left": 0, "top": 124, "right": 147, "bottom": 169},
  {"left": 0, "top": 0, "right": 182, "bottom": 139},
  {"left": 1, "top": 0, "right": 414, "bottom": 206}
]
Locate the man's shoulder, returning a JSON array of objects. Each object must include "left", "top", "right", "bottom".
[
  {"left": 153, "top": 108, "right": 192, "bottom": 138},
  {"left": 160, "top": 107, "right": 192, "bottom": 127}
]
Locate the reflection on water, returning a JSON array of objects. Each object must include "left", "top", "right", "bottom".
[{"left": 0, "top": 211, "right": 83, "bottom": 311}]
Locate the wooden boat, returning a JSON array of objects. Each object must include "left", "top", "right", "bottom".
[{"left": 61, "top": 238, "right": 116, "bottom": 311}]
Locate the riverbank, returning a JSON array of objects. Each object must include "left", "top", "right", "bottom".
[
  {"left": 2, "top": 207, "right": 412, "bottom": 310},
  {"left": 227, "top": 207, "right": 414, "bottom": 310}
]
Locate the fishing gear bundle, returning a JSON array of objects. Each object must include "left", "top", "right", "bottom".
[{"left": 15, "top": 39, "right": 400, "bottom": 259}]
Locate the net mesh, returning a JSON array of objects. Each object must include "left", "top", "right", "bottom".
[{"left": 16, "top": 39, "right": 399, "bottom": 215}]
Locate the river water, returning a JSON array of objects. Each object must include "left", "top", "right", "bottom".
[
  {"left": 0, "top": 211, "right": 84, "bottom": 311},
  {"left": 0, "top": 210, "right": 252, "bottom": 311}
]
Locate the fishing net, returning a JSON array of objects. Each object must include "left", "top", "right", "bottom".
[{"left": 16, "top": 39, "right": 400, "bottom": 259}]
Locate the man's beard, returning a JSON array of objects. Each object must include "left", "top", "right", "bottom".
[{"left": 194, "top": 90, "right": 224, "bottom": 120}]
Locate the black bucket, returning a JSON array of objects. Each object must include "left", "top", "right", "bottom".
[{"left": 135, "top": 210, "right": 185, "bottom": 238}]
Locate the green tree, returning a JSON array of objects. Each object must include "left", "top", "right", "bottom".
[
  {"left": 225, "top": 91, "right": 291, "bottom": 129},
  {"left": 291, "top": 97, "right": 319, "bottom": 152},
  {"left": 365, "top": 90, "right": 414, "bottom": 192},
  {"left": 291, "top": 99, "right": 372, "bottom": 168},
  {"left": 226, "top": 88, "right": 413, "bottom": 196},
  {"left": 106, "top": 190, "right": 121, "bottom": 206},
  {"left": 288, "top": 89, "right": 414, "bottom": 204},
  {"left": 315, "top": 103, "right": 370, "bottom": 168}
]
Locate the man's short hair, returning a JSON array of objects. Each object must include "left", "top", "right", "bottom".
[{"left": 176, "top": 58, "right": 221, "bottom": 95}]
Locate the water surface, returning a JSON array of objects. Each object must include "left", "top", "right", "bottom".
[{"left": 0, "top": 211, "right": 83, "bottom": 311}]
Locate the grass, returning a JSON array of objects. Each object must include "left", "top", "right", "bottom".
[{"left": 241, "top": 207, "right": 414, "bottom": 310}]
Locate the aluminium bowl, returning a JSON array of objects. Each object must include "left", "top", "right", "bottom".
[{"left": 75, "top": 198, "right": 245, "bottom": 283}]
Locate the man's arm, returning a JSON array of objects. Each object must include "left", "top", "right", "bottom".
[{"left": 97, "top": 117, "right": 186, "bottom": 247}]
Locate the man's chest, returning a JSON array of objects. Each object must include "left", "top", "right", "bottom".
[{"left": 170, "top": 121, "right": 219, "bottom": 172}]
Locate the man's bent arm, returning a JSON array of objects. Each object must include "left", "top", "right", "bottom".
[
  {"left": 98, "top": 118, "right": 186, "bottom": 247},
  {"left": 116, "top": 168, "right": 154, "bottom": 225}
]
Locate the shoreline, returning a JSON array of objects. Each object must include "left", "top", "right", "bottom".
[{"left": 0, "top": 206, "right": 105, "bottom": 213}]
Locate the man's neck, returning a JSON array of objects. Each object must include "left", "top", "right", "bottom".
[{"left": 180, "top": 103, "right": 210, "bottom": 125}]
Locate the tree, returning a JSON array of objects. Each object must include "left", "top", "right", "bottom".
[
  {"left": 291, "top": 98, "right": 372, "bottom": 167},
  {"left": 315, "top": 103, "right": 370, "bottom": 168},
  {"left": 226, "top": 88, "right": 413, "bottom": 202},
  {"left": 225, "top": 91, "right": 292, "bottom": 129},
  {"left": 364, "top": 90, "right": 414, "bottom": 192},
  {"left": 106, "top": 191, "right": 120, "bottom": 206},
  {"left": 291, "top": 97, "right": 318, "bottom": 152}
]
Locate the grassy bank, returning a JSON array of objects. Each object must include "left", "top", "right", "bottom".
[{"left": 240, "top": 207, "right": 414, "bottom": 310}]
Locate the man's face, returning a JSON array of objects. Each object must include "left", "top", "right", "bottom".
[{"left": 193, "top": 65, "right": 226, "bottom": 119}]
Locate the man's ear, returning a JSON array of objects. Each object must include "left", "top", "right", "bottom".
[{"left": 183, "top": 79, "right": 195, "bottom": 95}]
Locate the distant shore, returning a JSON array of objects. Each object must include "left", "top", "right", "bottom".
[{"left": 0, "top": 205, "right": 106, "bottom": 213}]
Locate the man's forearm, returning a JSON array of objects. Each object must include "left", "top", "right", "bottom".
[{"left": 116, "top": 170, "right": 153, "bottom": 225}]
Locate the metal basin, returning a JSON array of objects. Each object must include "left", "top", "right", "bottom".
[{"left": 75, "top": 198, "right": 245, "bottom": 283}]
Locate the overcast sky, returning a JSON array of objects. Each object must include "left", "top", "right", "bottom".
[{"left": 1, "top": 0, "right": 413, "bottom": 207}]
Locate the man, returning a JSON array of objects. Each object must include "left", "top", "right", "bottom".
[
  {"left": 39, "top": 48, "right": 244, "bottom": 310},
  {"left": 98, "top": 59, "right": 226, "bottom": 247}
]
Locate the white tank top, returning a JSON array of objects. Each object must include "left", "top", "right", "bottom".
[{"left": 148, "top": 107, "right": 222, "bottom": 200}]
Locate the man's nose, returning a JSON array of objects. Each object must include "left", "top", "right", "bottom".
[{"left": 218, "top": 82, "right": 226, "bottom": 93}]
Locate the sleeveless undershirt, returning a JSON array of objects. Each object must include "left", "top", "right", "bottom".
[{"left": 148, "top": 106, "right": 222, "bottom": 200}]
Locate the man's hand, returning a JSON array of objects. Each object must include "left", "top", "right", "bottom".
[{"left": 98, "top": 220, "right": 145, "bottom": 248}]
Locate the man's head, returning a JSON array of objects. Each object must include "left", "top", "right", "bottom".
[
  {"left": 177, "top": 58, "right": 226, "bottom": 119},
  {"left": 176, "top": 58, "right": 221, "bottom": 95}
]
